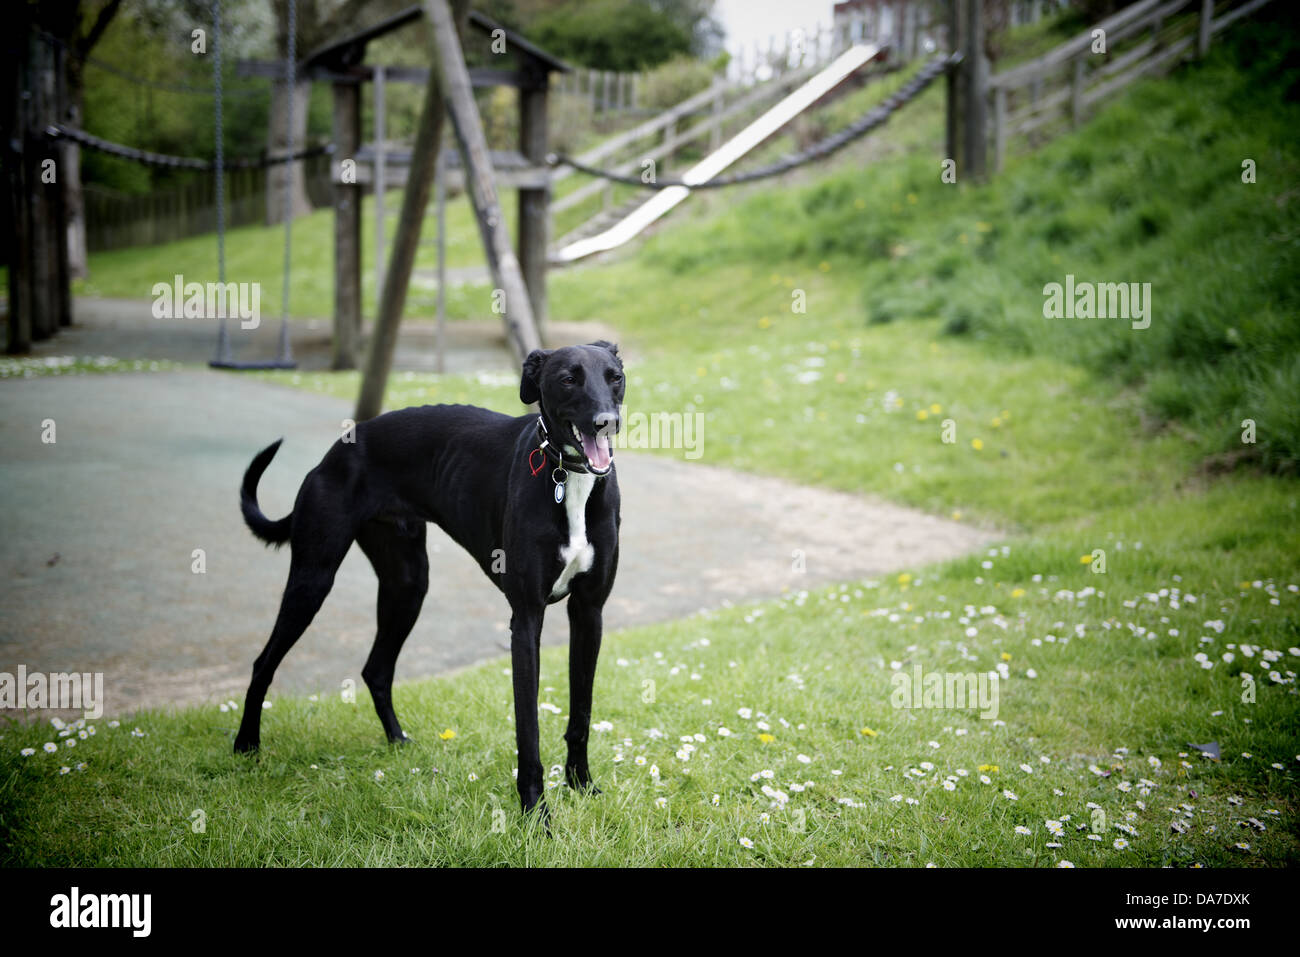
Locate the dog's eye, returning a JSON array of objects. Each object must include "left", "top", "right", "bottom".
[
  {"left": 607, "top": 371, "right": 623, "bottom": 383},
  {"left": 561, "top": 374, "right": 577, "bottom": 386}
]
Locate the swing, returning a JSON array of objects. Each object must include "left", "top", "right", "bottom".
[{"left": 209, "top": 0, "right": 297, "bottom": 370}]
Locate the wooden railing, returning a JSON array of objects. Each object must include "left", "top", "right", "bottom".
[
  {"left": 83, "top": 154, "right": 332, "bottom": 253},
  {"left": 986, "top": 0, "right": 1276, "bottom": 172},
  {"left": 550, "top": 3, "right": 946, "bottom": 245}
]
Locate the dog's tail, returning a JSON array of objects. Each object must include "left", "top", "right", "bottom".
[{"left": 241, "top": 440, "right": 292, "bottom": 547}]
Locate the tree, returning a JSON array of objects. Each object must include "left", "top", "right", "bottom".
[
  {"left": 32, "top": 0, "right": 125, "bottom": 280},
  {"left": 263, "top": 0, "right": 408, "bottom": 225}
]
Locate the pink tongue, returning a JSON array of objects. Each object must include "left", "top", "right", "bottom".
[{"left": 580, "top": 432, "right": 612, "bottom": 470}]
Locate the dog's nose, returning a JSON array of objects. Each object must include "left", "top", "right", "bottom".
[{"left": 594, "top": 411, "right": 620, "bottom": 436}]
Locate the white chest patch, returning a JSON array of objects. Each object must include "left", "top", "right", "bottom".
[{"left": 550, "top": 470, "right": 596, "bottom": 598}]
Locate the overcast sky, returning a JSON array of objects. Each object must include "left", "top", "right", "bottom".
[{"left": 713, "top": 0, "right": 834, "bottom": 60}]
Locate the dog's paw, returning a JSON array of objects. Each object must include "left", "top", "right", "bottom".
[
  {"left": 232, "top": 736, "right": 260, "bottom": 755},
  {"left": 388, "top": 731, "right": 413, "bottom": 746},
  {"left": 565, "top": 765, "right": 601, "bottom": 795}
]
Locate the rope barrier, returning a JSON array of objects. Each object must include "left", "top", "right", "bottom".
[
  {"left": 45, "top": 123, "right": 332, "bottom": 171},
  {"left": 547, "top": 52, "right": 955, "bottom": 191}
]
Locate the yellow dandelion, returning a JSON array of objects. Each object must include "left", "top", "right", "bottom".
[
  {"left": 951, "top": 511, "right": 963, "bottom": 521},
  {"left": 1000, "top": 652, "right": 1012, "bottom": 662},
  {"left": 930, "top": 403, "right": 942, "bottom": 414},
  {"left": 1011, "top": 588, "right": 1025, "bottom": 598},
  {"left": 758, "top": 316, "right": 772, "bottom": 329},
  {"left": 860, "top": 727, "right": 878, "bottom": 737},
  {"left": 991, "top": 417, "right": 1002, "bottom": 428},
  {"left": 897, "top": 573, "right": 912, "bottom": 585},
  {"left": 696, "top": 366, "right": 707, "bottom": 377},
  {"left": 916, "top": 409, "right": 929, "bottom": 421},
  {"left": 758, "top": 733, "right": 775, "bottom": 744},
  {"left": 971, "top": 438, "right": 984, "bottom": 450},
  {"left": 978, "top": 764, "right": 999, "bottom": 773},
  {"left": 439, "top": 729, "right": 457, "bottom": 740},
  {"left": 1081, "top": 555, "right": 1095, "bottom": 564}
]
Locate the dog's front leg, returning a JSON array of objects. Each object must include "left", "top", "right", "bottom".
[
  {"left": 564, "top": 590, "right": 603, "bottom": 793},
  {"left": 509, "top": 605, "right": 547, "bottom": 817}
]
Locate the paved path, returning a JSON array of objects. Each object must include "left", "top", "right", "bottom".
[{"left": 0, "top": 369, "right": 995, "bottom": 718}]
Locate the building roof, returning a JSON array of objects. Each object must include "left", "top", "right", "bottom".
[{"left": 304, "top": 5, "right": 570, "bottom": 73}]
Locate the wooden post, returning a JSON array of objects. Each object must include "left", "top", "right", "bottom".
[
  {"left": 50, "top": 39, "right": 71, "bottom": 329},
  {"left": 5, "top": 10, "right": 33, "bottom": 353},
  {"left": 1198, "top": 0, "right": 1213, "bottom": 57},
  {"left": 894, "top": 1, "right": 906, "bottom": 62},
  {"left": 710, "top": 83, "right": 723, "bottom": 151},
  {"left": 962, "top": 0, "right": 988, "bottom": 182},
  {"left": 946, "top": 0, "right": 964, "bottom": 175},
  {"left": 27, "top": 30, "right": 53, "bottom": 342},
  {"left": 373, "top": 64, "right": 387, "bottom": 306},
  {"left": 426, "top": 0, "right": 541, "bottom": 364},
  {"left": 993, "top": 85, "right": 1007, "bottom": 173},
  {"left": 518, "top": 63, "right": 549, "bottom": 337},
  {"left": 332, "top": 81, "right": 362, "bottom": 370},
  {"left": 356, "top": 1, "right": 462, "bottom": 421},
  {"left": 1070, "top": 57, "right": 1085, "bottom": 129},
  {"left": 435, "top": 146, "right": 446, "bottom": 375}
]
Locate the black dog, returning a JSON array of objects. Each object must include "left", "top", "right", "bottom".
[{"left": 235, "top": 341, "right": 624, "bottom": 817}]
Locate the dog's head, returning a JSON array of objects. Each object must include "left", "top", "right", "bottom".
[{"left": 520, "top": 340, "right": 624, "bottom": 475}]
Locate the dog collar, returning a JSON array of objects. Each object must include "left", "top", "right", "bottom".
[{"left": 530, "top": 416, "right": 612, "bottom": 476}]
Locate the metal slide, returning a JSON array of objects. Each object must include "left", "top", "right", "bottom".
[{"left": 553, "top": 43, "right": 884, "bottom": 264}]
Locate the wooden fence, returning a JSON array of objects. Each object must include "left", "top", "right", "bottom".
[
  {"left": 549, "top": 4, "right": 950, "bottom": 249},
  {"left": 83, "top": 153, "right": 332, "bottom": 253},
  {"left": 985, "top": 0, "right": 1276, "bottom": 173}
]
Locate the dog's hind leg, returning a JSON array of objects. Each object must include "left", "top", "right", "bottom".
[
  {"left": 234, "top": 514, "right": 353, "bottom": 753},
  {"left": 508, "top": 604, "right": 547, "bottom": 817},
  {"left": 355, "top": 520, "right": 429, "bottom": 744}
]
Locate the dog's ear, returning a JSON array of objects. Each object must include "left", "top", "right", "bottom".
[
  {"left": 590, "top": 340, "right": 620, "bottom": 360},
  {"left": 519, "top": 348, "right": 553, "bottom": 405}
]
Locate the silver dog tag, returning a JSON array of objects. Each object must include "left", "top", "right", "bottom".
[{"left": 554, "top": 482, "right": 566, "bottom": 504}]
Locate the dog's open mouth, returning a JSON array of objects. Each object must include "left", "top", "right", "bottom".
[{"left": 569, "top": 422, "right": 613, "bottom": 474}]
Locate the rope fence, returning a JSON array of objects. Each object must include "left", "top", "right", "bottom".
[
  {"left": 546, "top": 52, "right": 956, "bottom": 191},
  {"left": 46, "top": 123, "right": 333, "bottom": 172}
]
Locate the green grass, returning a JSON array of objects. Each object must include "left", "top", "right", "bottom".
[
  {"left": 3, "top": 11, "right": 1298, "bottom": 867},
  {"left": 619, "top": 15, "right": 1300, "bottom": 473},
  {"left": 3, "top": 492, "right": 1296, "bottom": 866}
]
